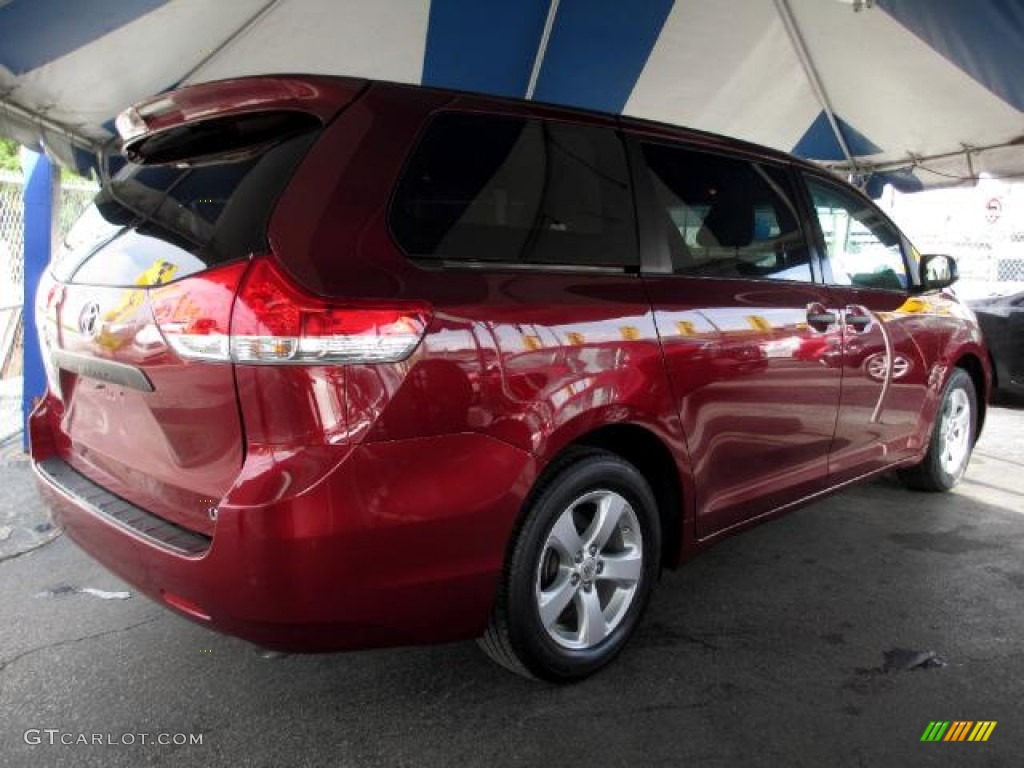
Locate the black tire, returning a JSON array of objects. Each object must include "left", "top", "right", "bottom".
[
  {"left": 479, "top": 448, "right": 661, "bottom": 681},
  {"left": 898, "top": 368, "right": 977, "bottom": 492}
]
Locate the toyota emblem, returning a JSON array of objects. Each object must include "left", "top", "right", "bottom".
[{"left": 78, "top": 302, "right": 101, "bottom": 338}]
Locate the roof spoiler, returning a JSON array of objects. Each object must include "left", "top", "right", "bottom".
[{"left": 115, "top": 75, "right": 366, "bottom": 153}]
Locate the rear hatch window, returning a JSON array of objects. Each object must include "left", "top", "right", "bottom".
[{"left": 55, "top": 111, "right": 320, "bottom": 286}]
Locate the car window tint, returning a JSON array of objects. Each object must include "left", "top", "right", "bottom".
[
  {"left": 805, "top": 176, "right": 909, "bottom": 291},
  {"left": 57, "top": 117, "right": 319, "bottom": 287},
  {"left": 390, "top": 112, "right": 637, "bottom": 268},
  {"left": 641, "top": 143, "right": 811, "bottom": 282}
]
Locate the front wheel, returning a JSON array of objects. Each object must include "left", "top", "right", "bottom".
[
  {"left": 898, "top": 368, "right": 977, "bottom": 492},
  {"left": 479, "top": 449, "right": 661, "bottom": 681}
]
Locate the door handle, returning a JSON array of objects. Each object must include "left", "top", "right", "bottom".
[
  {"left": 806, "top": 304, "right": 836, "bottom": 330},
  {"left": 844, "top": 305, "right": 873, "bottom": 332}
]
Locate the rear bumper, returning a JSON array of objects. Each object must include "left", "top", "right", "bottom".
[
  {"left": 31, "top": 409, "right": 535, "bottom": 652},
  {"left": 35, "top": 457, "right": 211, "bottom": 555}
]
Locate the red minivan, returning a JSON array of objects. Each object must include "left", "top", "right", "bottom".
[{"left": 31, "top": 76, "right": 990, "bottom": 680}]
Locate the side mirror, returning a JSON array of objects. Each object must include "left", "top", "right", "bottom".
[{"left": 920, "top": 254, "right": 958, "bottom": 291}]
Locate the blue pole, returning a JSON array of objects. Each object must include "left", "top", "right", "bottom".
[{"left": 20, "top": 148, "right": 55, "bottom": 450}]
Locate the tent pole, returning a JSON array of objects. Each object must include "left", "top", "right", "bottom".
[
  {"left": 178, "top": 0, "right": 283, "bottom": 85},
  {"left": 773, "top": 0, "right": 858, "bottom": 174},
  {"left": 0, "top": 94, "right": 97, "bottom": 156},
  {"left": 526, "top": 0, "right": 561, "bottom": 100}
]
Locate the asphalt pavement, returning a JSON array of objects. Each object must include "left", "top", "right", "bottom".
[{"left": 1, "top": 405, "right": 1023, "bottom": 767}]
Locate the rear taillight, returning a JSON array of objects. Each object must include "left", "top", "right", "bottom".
[
  {"left": 36, "top": 272, "right": 63, "bottom": 397},
  {"left": 150, "top": 261, "right": 248, "bottom": 362},
  {"left": 232, "top": 258, "right": 430, "bottom": 364},
  {"left": 151, "top": 257, "right": 431, "bottom": 365}
]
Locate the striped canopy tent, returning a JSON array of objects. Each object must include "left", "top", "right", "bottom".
[{"left": 0, "top": 0, "right": 1021, "bottom": 197}]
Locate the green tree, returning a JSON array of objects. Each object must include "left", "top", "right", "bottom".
[
  {"left": 0, "top": 137, "right": 96, "bottom": 182},
  {"left": 0, "top": 138, "right": 21, "bottom": 173}
]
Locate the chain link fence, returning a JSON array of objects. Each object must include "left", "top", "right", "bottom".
[
  {"left": 946, "top": 243, "right": 1024, "bottom": 289},
  {"left": 995, "top": 231, "right": 1024, "bottom": 284},
  {"left": 0, "top": 174, "right": 98, "bottom": 287},
  {"left": 0, "top": 173, "right": 27, "bottom": 290},
  {"left": 1, "top": 173, "right": 29, "bottom": 380},
  {"left": 2, "top": 176, "right": 99, "bottom": 288},
  {"left": 60, "top": 181, "right": 100, "bottom": 242},
  {"left": 1, "top": 172, "right": 98, "bottom": 379}
]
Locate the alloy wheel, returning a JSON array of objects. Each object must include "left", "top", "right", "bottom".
[
  {"left": 938, "top": 387, "right": 971, "bottom": 476},
  {"left": 533, "top": 489, "right": 643, "bottom": 650}
]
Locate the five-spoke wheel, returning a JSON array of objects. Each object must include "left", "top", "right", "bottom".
[
  {"left": 899, "top": 368, "right": 977, "bottom": 492},
  {"left": 479, "top": 449, "right": 660, "bottom": 681},
  {"left": 535, "top": 490, "right": 643, "bottom": 650},
  {"left": 938, "top": 386, "right": 972, "bottom": 478}
]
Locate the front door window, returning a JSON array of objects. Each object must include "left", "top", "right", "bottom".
[{"left": 806, "top": 178, "right": 909, "bottom": 292}]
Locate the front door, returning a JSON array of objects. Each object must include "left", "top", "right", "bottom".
[
  {"left": 802, "top": 175, "right": 932, "bottom": 482},
  {"left": 635, "top": 139, "right": 843, "bottom": 538}
]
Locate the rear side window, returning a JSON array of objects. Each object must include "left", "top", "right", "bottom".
[
  {"left": 56, "top": 114, "right": 319, "bottom": 286},
  {"left": 642, "top": 143, "right": 810, "bottom": 282},
  {"left": 390, "top": 112, "right": 637, "bottom": 269}
]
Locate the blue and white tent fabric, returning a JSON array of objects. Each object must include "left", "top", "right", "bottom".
[{"left": 0, "top": 0, "right": 1021, "bottom": 195}]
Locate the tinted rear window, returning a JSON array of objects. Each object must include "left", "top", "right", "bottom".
[
  {"left": 55, "top": 115, "right": 319, "bottom": 286},
  {"left": 390, "top": 112, "right": 637, "bottom": 269}
]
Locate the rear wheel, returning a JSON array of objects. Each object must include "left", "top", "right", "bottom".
[
  {"left": 479, "top": 449, "right": 660, "bottom": 681},
  {"left": 898, "top": 368, "right": 977, "bottom": 492}
]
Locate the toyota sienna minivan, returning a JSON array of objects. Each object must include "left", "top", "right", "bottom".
[{"left": 31, "top": 75, "right": 990, "bottom": 680}]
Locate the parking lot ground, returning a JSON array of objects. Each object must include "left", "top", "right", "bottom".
[{"left": 1, "top": 405, "right": 1023, "bottom": 767}]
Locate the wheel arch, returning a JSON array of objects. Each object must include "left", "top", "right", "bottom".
[
  {"left": 954, "top": 352, "right": 988, "bottom": 440},
  {"left": 567, "top": 424, "right": 686, "bottom": 569}
]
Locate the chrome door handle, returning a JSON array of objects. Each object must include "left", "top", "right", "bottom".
[
  {"left": 844, "top": 305, "right": 873, "bottom": 331},
  {"left": 806, "top": 303, "right": 836, "bottom": 330}
]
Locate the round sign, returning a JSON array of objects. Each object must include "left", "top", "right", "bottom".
[{"left": 985, "top": 197, "right": 1002, "bottom": 224}]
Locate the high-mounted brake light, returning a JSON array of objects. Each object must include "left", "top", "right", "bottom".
[
  {"left": 115, "top": 77, "right": 358, "bottom": 150},
  {"left": 150, "top": 258, "right": 431, "bottom": 366},
  {"left": 115, "top": 107, "right": 149, "bottom": 142}
]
